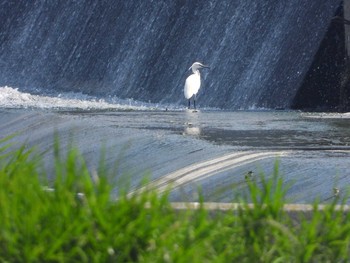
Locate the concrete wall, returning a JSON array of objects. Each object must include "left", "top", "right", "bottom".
[{"left": 345, "top": 0, "right": 350, "bottom": 57}]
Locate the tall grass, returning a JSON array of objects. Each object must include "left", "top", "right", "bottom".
[{"left": 0, "top": 136, "right": 349, "bottom": 262}]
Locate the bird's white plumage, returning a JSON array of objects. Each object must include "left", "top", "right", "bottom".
[
  {"left": 184, "top": 62, "right": 209, "bottom": 109},
  {"left": 184, "top": 72, "right": 200, "bottom": 99}
]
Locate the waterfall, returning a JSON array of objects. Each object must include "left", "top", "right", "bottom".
[{"left": 0, "top": 0, "right": 341, "bottom": 109}]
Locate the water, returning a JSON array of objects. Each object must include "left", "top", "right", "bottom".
[
  {"left": 1, "top": 106, "right": 350, "bottom": 203},
  {"left": 0, "top": 1, "right": 347, "bottom": 203},
  {"left": 0, "top": 86, "right": 163, "bottom": 110},
  {"left": 0, "top": 0, "right": 341, "bottom": 109}
]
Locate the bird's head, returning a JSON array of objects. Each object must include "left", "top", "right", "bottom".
[{"left": 189, "top": 62, "right": 210, "bottom": 73}]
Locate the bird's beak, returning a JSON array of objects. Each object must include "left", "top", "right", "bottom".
[{"left": 201, "top": 65, "right": 210, "bottom": 69}]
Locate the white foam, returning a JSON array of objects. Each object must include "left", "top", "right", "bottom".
[
  {"left": 0, "top": 86, "right": 160, "bottom": 111},
  {"left": 302, "top": 112, "right": 350, "bottom": 119}
]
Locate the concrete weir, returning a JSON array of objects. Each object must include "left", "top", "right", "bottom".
[{"left": 130, "top": 151, "right": 288, "bottom": 195}]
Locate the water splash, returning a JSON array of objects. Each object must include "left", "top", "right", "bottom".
[{"left": 0, "top": 86, "right": 159, "bottom": 111}]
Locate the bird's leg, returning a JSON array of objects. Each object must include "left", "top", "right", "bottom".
[
  {"left": 188, "top": 99, "right": 191, "bottom": 109},
  {"left": 194, "top": 94, "right": 196, "bottom": 110}
]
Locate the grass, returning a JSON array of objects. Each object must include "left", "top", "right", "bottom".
[{"left": 0, "top": 136, "right": 350, "bottom": 262}]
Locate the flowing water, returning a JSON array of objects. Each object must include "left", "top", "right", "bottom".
[
  {"left": 0, "top": 0, "right": 341, "bottom": 109},
  {"left": 0, "top": 1, "right": 347, "bottom": 203},
  {"left": 1, "top": 103, "right": 349, "bottom": 203}
]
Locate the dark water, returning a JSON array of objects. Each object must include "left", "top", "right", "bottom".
[{"left": 0, "top": 1, "right": 341, "bottom": 109}]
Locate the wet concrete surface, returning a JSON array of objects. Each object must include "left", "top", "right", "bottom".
[{"left": 1, "top": 108, "right": 350, "bottom": 204}]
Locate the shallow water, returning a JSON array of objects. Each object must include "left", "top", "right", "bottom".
[
  {"left": 66, "top": 109, "right": 350, "bottom": 149},
  {"left": 1, "top": 108, "right": 350, "bottom": 203}
]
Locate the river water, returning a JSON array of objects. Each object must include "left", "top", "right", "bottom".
[{"left": 1, "top": 106, "right": 350, "bottom": 204}]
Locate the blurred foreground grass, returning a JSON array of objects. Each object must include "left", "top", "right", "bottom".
[{"left": 0, "top": 135, "right": 350, "bottom": 262}]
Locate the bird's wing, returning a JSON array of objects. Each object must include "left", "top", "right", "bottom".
[{"left": 184, "top": 74, "right": 200, "bottom": 99}]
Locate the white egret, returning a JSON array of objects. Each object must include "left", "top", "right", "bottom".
[{"left": 184, "top": 62, "right": 209, "bottom": 109}]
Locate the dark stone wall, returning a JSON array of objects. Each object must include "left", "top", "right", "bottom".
[{"left": 292, "top": 2, "right": 350, "bottom": 112}]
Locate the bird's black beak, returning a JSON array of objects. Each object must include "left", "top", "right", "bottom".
[{"left": 201, "top": 65, "right": 210, "bottom": 69}]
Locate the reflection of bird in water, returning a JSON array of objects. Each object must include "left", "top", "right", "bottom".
[
  {"left": 184, "top": 62, "right": 209, "bottom": 109},
  {"left": 244, "top": 171, "right": 254, "bottom": 181},
  {"left": 184, "top": 126, "right": 201, "bottom": 136},
  {"left": 183, "top": 122, "right": 201, "bottom": 136}
]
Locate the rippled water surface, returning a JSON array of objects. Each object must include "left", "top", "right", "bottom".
[{"left": 1, "top": 108, "right": 350, "bottom": 203}]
